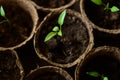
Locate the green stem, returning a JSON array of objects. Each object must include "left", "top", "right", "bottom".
[
  {"left": 102, "top": 3, "right": 106, "bottom": 6},
  {"left": 101, "top": 75, "right": 104, "bottom": 80},
  {"left": 3, "top": 16, "right": 11, "bottom": 27},
  {"left": 62, "top": 50, "right": 67, "bottom": 56},
  {"left": 4, "top": 16, "right": 10, "bottom": 24},
  {"left": 0, "top": 19, "right": 8, "bottom": 24},
  {"left": 57, "top": 25, "right": 62, "bottom": 36},
  {"left": 59, "top": 25, "right": 61, "bottom": 30}
]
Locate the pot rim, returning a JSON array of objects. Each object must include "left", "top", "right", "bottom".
[
  {"left": 29, "top": 0, "right": 76, "bottom": 12},
  {"left": 25, "top": 66, "right": 73, "bottom": 80}
]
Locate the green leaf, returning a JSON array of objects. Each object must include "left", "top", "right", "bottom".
[
  {"left": 0, "top": 6, "right": 5, "bottom": 17},
  {"left": 58, "top": 9, "right": 66, "bottom": 26},
  {"left": 91, "top": 0, "right": 103, "bottom": 5},
  {"left": 86, "top": 71, "right": 100, "bottom": 77},
  {"left": 106, "top": 3, "right": 109, "bottom": 9},
  {"left": 44, "top": 32, "right": 57, "bottom": 42},
  {"left": 103, "top": 77, "right": 109, "bottom": 80},
  {"left": 104, "top": 3, "right": 110, "bottom": 11},
  {"left": 52, "top": 26, "right": 59, "bottom": 32},
  {"left": 111, "top": 6, "right": 119, "bottom": 12},
  {"left": 58, "top": 30, "right": 62, "bottom": 36}
]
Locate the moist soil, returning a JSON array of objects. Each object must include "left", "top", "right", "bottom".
[
  {"left": 93, "top": 29, "right": 120, "bottom": 48},
  {"left": 37, "top": 11, "right": 89, "bottom": 64},
  {"left": 0, "top": 51, "right": 21, "bottom": 80},
  {"left": 84, "top": 0, "right": 120, "bottom": 29},
  {"left": 79, "top": 53, "right": 120, "bottom": 80},
  {"left": 32, "top": 0, "right": 70, "bottom": 8},
  {"left": 37, "top": 10, "right": 49, "bottom": 25},
  {"left": 0, "top": 2, "right": 33, "bottom": 47},
  {"left": 31, "top": 71, "right": 66, "bottom": 80},
  {"left": 69, "top": 0, "right": 80, "bottom": 12}
]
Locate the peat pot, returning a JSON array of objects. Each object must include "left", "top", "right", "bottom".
[
  {"left": 0, "top": 0, "right": 38, "bottom": 50},
  {"left": 75, "top": 46, "right": 120, "bottom": 80},
  {"left": 0, "top": 49, "right": 24, "bottom": 80},
  {"left": 29, "top": 0, "right": 76, "bottom": 12},
  {"left": 24, "top": 66, "right": 73, "bottom": 80},
  {"left": 34, "top": 9, "right": 94, "bottom": 68},
  {"left": 80, "top": 0, "right": 120, "bottom": 34}
]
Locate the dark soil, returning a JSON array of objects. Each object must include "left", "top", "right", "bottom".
[
  {"left": 36, "top": 11, "right": 89, "bottom": 64},
  {"left": 0, "top": 50, "right": 21, "bottom": 80},
  {"left": 79, "top": 52, "right": 120, "bottom": 80},
  {"left": 84, "top": 0, "right": 120, "bottom": 29},
  {"left": 31, "top": 71, "right": 66, "bottom": 80},
  {"left": 32, "top": 0, "right": 70, "bottom": 8},
  {"left": 93, "top": 29, "right": 120, "bottom": 48},
  {"left": 37, "top": 9, "right": 49, "bottom": 25},
  {"left": 69, "top": 0, "right": 80, "bottom": 12},
  {"left": 0, "top": 2, "right": 33, "bottom": 47}
]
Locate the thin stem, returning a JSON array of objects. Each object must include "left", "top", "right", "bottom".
[
  {"left": 3, "top": 16, "right": 11, "bottom": 27},
  {"left": 102, "top": 3, "right": 106, "bottom": 6},
  {"left": 60, "top": 25, "right": 62, "bottom": 33},
  {"left": 0, "top": 19, "right": 8, "bottom": 24},
  {"left": 62, "top": 50, "right": 67, "bottom": 56},
  {"left": 4, "top": 16, "right": 10, "bottom": 24},
  {"left": 101, "top": 75, "right": 104, "bottom": 80}
]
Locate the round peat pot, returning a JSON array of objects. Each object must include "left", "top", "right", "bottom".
[
  {"left": 29, "top": 0, "right": 76, "bottom": 12},
  {"left": 75, "top": 46, "right": 120, "bottom": 80},
  {"left": 80, "top": 0, "right": 120, "bottom": 34},
  {"left": 24, "top": 66, "right": 73, "bottom": 80},
  {"left": 0, "top": 0, "right": 38, "bottom": 50},
  {"left": 0, "top": 49, "right": 24, "bottom": 80},
  {"left": 34, "top": 9, "right": 94, "bottom": 68}
]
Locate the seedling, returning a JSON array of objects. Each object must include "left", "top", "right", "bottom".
[
  {"left": 44, "top": 10, "right": 66, "bottom": 42},
  {"left": 86, "top": 71, "right": 109, "bottom": 80},
  {"left": 0, "top": 6, "right": 9, "bottom": 24},
  {"left": 91, "top": 0, "right": 120, "bottom": 12}
]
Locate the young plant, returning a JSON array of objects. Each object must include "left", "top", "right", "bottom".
[
  {"left": 44, "top": 10, "right": 66, "bottom": 42},
  {"left": 86, "top": 71, "right": 109, "bottom": 80},
  {"left": 0, "top": 6, "right": 9, "bottom": 24},
  {"left": 91, "top": 0, "right": 120, "bottom": 12}
]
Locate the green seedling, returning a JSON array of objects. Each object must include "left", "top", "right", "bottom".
[
  {"left": 44, "top": 10, "right": 66, "bottom": 42},
  {"left": 91, "top": 0, "right": 120, "bottom": 12},
  {"left": 0, "top": 6, "right": 9, "bottom": 24},
  {"left": 86, "top": 71, "right": 109, "bottom": 80}
]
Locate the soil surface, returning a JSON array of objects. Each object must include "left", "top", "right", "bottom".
[
  {"left": 37, "top": 10, "right": 49, "bottom": 25},
  {"left": 37, "top": 11, "right": 89, "bottom": 64},
  {"left": 79, "top": 52, "right": 120, "bottom": 80},
  {"left": 32, "top": 0, "right": 70, "bottom": 8},
  {"left": 0, "top": 50, "right": 21, "bottom": 80},
  {"left": 0, "top": 2, "right": 33, "bottom": 47},
  {"left": 84, "top": 0, "right": 120, "bottom": 29},
  {"left": 31, "top": 71, "right": 66, "bottom": 80},
  {"left": 93, "top": 29, "right": 120, "bottom": 48},
  {"left": 69, "top": 0, "right": 80, "bottom": 12}
]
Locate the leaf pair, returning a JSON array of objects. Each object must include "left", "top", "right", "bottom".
[
  {"left": 91, "top": 0, "right": 119, "bottom": 12},
  {"left": 44, "top": 26, "right": 59, "bottom": 42},
  {"left": 86, "top": 71, "right": 109, "bottom": 80},
  {"left": 44, "top": 10, "right": 66, "bottom": 42}
]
